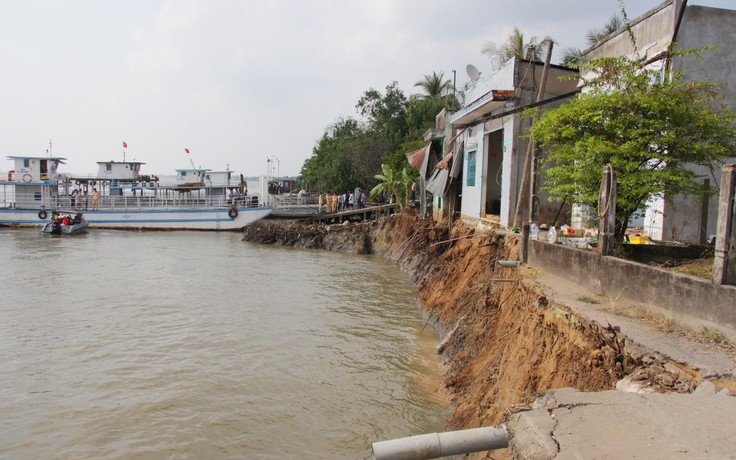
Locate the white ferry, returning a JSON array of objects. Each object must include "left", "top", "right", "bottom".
[{"left": 0, "top": 155, "right": 272, "bottom": 230}]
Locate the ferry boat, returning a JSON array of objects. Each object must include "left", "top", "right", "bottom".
[{"left": 0, "top": 155, "right": 272, "bottom": 230}]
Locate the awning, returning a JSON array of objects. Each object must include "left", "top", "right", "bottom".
[
  {"left": 435, "top": 152, "right": 453, "bottom": 170},
  {"left": 406, "top": 143, "right": 429, "bottom": 171},
  {"left": 425, "top": 168, "right": 450, "bottom": 197},
  {"left": 450, "top": 142, "right": 464, "bottom": 179}
]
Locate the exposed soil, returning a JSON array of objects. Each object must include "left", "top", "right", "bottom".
[{"left": 243, "top": 211, "right": 723, "bottom": 450}]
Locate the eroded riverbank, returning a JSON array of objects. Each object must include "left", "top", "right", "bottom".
[{"left": 243, "top": 210, "right": 733, "bottom": 452}]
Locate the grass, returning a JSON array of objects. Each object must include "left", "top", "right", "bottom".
[
  {"left": 671, "top": 258, "right": 713, "bottom": 280},
  {"left": 606, "top": 304, "right": 673, "bottom": 331},
  {"left": 577, "top": 295, "right": 600, "bottom": 304},
  {"left": 700, "top": 325, "right": 726, "bottom": 344}
]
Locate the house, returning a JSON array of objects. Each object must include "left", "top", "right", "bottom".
[
  {"left": 581, "top": 0, "right": 736, "bottom": 244},
  {"left": 435, "top": 58, "right": 578, "bottom": 228}
]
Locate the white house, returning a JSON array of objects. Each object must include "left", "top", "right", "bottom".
[{"left": 442, "top": 58, "right": 579, "bottom": 228}]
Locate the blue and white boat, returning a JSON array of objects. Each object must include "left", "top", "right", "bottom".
[{"left": 1, "top": 156, "right": 271, "bottom": 231}]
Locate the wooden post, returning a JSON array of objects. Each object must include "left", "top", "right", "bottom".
[
  {"left": 521, "top": 223, "right": 530, "bottom": 264},
  {"left": 713, "top": 164, "right": 736, "bottom": 285},
  {"left": 699, "top": 178, "right": 710, "bottom": 246},
  {"left": 512, "top": 43, "right": 553, "bottom": 229},
  {"left": 598, "top": 165, "right": 617, "bottom": 256}
]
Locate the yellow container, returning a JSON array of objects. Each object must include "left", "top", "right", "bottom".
[{"left": 628, "top": 235, "right": 649, "bottom": 244}]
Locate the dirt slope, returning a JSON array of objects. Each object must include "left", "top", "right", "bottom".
[{"left": 243, "top": 211, "right": 698, "bottom": 434}]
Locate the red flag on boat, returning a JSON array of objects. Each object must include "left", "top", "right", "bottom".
[
  {"left": 185, "top": 148, "right": 190, "bottom": 154},
  {"left": 123, "top": 141, "right": 127, "bottom": 149}
]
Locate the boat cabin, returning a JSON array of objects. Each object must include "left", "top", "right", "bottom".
[
  {"left": 5, "top": 156, "right": 67, "bottom": 210},
  {"left": 176, "top": 168, "right": 209, "bottom": 185},
  {"left": 96, "top": 161, "right": 144, "bottom": 181},
  {"left": 203, "top": 170, "right": 231, "bottom": 187}
]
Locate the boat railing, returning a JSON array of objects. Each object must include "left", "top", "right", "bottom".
[
  {"left": 269, "top": 193, "right": 319, "bottom": 208},
  {"left": 0, "top": 181, "right": 266, "bottom": 211}
]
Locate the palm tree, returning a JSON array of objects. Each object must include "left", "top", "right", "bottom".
[
  {"left": 562, "top": 46, "right": 584, "bottom": 68},
  {"left": 586, "top": 14, "right": 624, "bottom": 47},
  {"left": 481, "top": 27, "right": 554, "bottom": 70},
  {"left": 414, "top": 71, "right": 452, "bottom": 99}
]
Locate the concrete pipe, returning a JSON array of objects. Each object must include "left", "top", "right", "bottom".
[{"left": 372, "top": 426, "right": 508, "bottom": 460}]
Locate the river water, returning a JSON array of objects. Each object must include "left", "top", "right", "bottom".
[{"left": 0, "top": 229, "right": 448, "bottom": 459}]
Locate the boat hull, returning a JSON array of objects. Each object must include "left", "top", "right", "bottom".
[
  {"left": 0, "top": 206, "right": 272, "bottom": 231},
  {"left": 41, "top": 220, "right": 89, "bottom": 235}
]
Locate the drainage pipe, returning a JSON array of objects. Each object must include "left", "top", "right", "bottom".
[{"left": 371, "top": 426, "right": 508, "bottom": 460}]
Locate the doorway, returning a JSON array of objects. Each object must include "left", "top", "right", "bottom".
[{"left": 483, "top": 130, "right": 503, "bottom": 216}]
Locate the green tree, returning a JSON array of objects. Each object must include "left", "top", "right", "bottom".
[
  {"left": 481, "top": 27, "right": 554, "bottom": 69},
  {"left": 530, "top": 53, "right": 736, "bottom": 242},
  {"left": 298, "top": 117, "right": 363, "bottom": 192}
]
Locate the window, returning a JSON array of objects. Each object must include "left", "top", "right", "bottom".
[
  {"left": 106, "top": 164, "right": 112, "bottom": 171},
  {"left": 466, "top": 150, "right": 477, "bottom": 186}
]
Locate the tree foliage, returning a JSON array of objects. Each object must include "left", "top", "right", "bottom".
[
  {"left": 586, "top": 14, "right": 624, "bottom": 47},
  {"left": 370, "top": 163, "right": 413, "bottom": 209},
  {"left": 299, "top": 77, "right": 440, "bottom": 194},
  {"left": 530, "top": 54, "right": 736, "bottom": 240},
  {"left": 298, "top": 117, "right": 363, "bottom": 193},
  {"left": 481, "top": 27, "right": 553, "bottom": 69}
]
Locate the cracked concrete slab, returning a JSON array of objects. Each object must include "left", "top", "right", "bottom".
[{"left": 507, "top": 387, "right": 736, "bottom": 459}]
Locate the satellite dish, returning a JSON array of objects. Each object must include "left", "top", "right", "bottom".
[{"left": 466, "top": 64, "right": 481, "bottom": 82}]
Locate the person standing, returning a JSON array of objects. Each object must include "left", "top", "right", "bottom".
[
  {"left": 91, "top": 188, "right": 100, "bottom": 210},
  {"left": 337, "top": 193, "right": 344, "bottom": 212},
  {"left": 359, "top": 190, "right": 365, "bottom": 209},
  {"left": 70, "top": 188, "right": 79, "bottom": 208},
  {"left": 318, "top": 192, "right": 324, "bottom": 213},
  {"left": 348, "top": 192, "right": 354, "bottom": 211},
  {"left": 82, "top": 189, "right": 89, "bottom": 210},
  {"left": 331, "top": 193, "right": 338, "bottom": 213}
]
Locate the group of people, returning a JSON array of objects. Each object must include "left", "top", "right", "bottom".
[
  {"left": 228, "top": 188, "right": 248, "bottom": 206},
  {"left": 69, "top": 188, "right": 100, "bottom": 210},
  {"left": 318, "top": 188, "right": 366, "bottom": 213},
  {"left": 51, "top": 211, "right": 84, "bottom": 225}
]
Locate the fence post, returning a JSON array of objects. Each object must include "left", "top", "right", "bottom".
[
  {"left": 598, "top": 165, "right": 617, "bottom": 257},
  {"left": 713, "top": 164, "right": 736, "bottom": 285}
]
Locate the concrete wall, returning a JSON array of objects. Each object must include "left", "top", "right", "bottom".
[
  {"left": 527, "top": 239, "right": 736, "bottom": 337},
  {"left": 584, "top": 0, "right": 675, "bottom": 62}
]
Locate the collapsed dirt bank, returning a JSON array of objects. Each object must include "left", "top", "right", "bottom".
[{"left": 243, "top": 211, "right": 718, "bottom": 432}]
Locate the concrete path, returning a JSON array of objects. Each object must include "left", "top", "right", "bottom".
[
  {"left": 535, "top": 271, "right": 736, "bottom": 376},
  {"left": 508, "top": 386, "right": 736, "bottom": 459},
  {"left": 505, "top": 270, "right": 736, "bottom": 459}
]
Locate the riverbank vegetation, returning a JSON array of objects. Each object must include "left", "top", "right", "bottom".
[{"left": 297, "top": 79, "right": 455, "bottom": 195}]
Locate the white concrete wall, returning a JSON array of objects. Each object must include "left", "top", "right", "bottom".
[{"left": 464, "top": 60, "right": 516, "bottom": 106}]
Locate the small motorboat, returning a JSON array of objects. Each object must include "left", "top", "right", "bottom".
[{"left": 41, "top": 212, "right": 89, "bottom": 235}]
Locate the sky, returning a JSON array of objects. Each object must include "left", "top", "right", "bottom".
[{"left": 1, "top": 0, "right": 733, "bottom": 178}]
